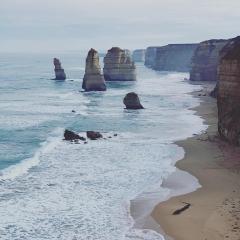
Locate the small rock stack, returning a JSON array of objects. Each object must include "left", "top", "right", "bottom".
[
  {"left": 53, "top": 58, "right": 66, "bottom": 80},
  {"left": 103, "top": 47, "right": 136, "bottom": 81},
  {"left": 82, "top": 49, "right": 106, "bottom": 91}
]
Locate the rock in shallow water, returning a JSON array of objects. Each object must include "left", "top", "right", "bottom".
[
  {"left": 103, "top": 47, "right": 136, "bottom": 81},
  {"left": 123, "top": 92, "right": 144, "bottom": 109},
  {"left": 53, "top": 58, "right": 66, "bottom": 80},
  {"left": 82, "top": 48, "right": 106, "bottom": 91},
  {"left": 64, "top": 129, "right": 86, "bottom": 141},
  {"left": 87, "top": 131, "right": 103, "bottom": 140}
]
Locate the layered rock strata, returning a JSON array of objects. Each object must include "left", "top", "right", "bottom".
[
  {"left": 190, "top": 39, "right": 228, "bottom": 81},
  {"left": 53, "top": 58, "right": 66, "bottom": 80},
  {"left": 217, "top": 36, "right": 240, "bottom": 145},
  {"left": 103, "top": 47, "right": 136, "bottom": 81},
  {"left": 132, "top": 49, "right": 146, "bottom": 62},
  {"left": 82, "top": 49, "right": 106, "bottom": 91},
  {"left": 153, "top": 44, "right": 198, "bottom": 72}
]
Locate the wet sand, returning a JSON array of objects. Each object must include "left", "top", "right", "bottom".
[{"left": 151, "top": 82, "right": 240, "bottom": 240}]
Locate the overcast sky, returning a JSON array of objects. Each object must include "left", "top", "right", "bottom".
[{"left": 0, "top": 0, "right": 239, "bottom": 52}]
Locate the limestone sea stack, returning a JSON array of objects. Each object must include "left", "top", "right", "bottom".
[
  {"left": 82, "top": 49, "right": 106, "bottom": 91},
  {"left": 190, "top": 39, "right": 228, "bottom": 81},
  {"left": 217, "top": 36, "right": 240, "bottom": 145},
  {"left": 53, "top": 58, "right": 66, "bottom": 80},
  {"left": 103, "top": 47, "right": 136, "bottom": 81},
  {"left": 132, "top": 49, "right": 146, "bottom": 62},
  {"left": 123, "top": 92, "right": 144, "bottom": 109}
]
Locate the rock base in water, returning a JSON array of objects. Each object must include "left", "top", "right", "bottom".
[
  {"left": 64, "top": 129, "right": 86, "bottom": 141},
  {"left": 87, "top": 131, "right": 103, "bottom": 140},
  {"left": 103, "top": 47, "right": 136, "bottom": 81},
  {"left": 82, "top": 49, "right": 106, "bottom": 91},
  {"left": 123, "top": 92, "right": 144, "bottom": 109},
  {"left": 53, "top": 58, "right": 66, "bottom": 80}
]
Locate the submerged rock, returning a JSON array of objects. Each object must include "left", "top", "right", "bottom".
[
  {"left": 217, "top": 36, "right": 240, "bottom": 145},
  {"left": 103, "top": 47, "right": 136, "bottom": 81},
  {"left": 53, "top": 58, "right": 66, "bottom": 80},
  {"left": 82, "top": 49, "right": 106, "bottom": 91},
  {"left": 64, "top": 129, "right": 86, "bottom": 141},
  {"left": 123, "top": 92, "right": 144, "bottom": 109},
  {"left": 86, "top": 131, "right": 103, "bottom": 140},
  {"left": 190, "top": 39, "right": 228, "bottom": 81}
]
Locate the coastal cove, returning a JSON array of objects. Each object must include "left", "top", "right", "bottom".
[
  {"left": 0, "top": 53, "right": 205, "bottom": 240},
  {"left": 151, "top": 83, "right": 240, "bottom": 240}
]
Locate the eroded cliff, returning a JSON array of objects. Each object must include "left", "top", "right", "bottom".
[
  {"left": 190, "top": 39, "right": 228, "bottom": 81},
  {"left": 217, "top": 36, "right": 240, "bottom": 145},
  {"left": 103, "top": 47, "right": 136, "bottom": 81}
]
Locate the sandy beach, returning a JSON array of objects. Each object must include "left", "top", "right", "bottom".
[{"left": 150, "top": 82, "right": 240, "bottom": 240}]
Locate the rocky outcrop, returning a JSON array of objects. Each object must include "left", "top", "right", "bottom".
[
  {"left": 87, "top": 131, "right": 103, "bottom": 140},
  {"left": 82, "top": 49, "right": 106, "bottom": 91},
  {"left": 103, "top": 47, "right": 136, "bottom": 81},
  {"left": 132, "top": 49, "right": 146, "bottom": 62},
  {"left": 153, "top": 44, "right": 198, "bottom": 72},
  {"left": 53, "top": 58, "right": 66, "bottom": 80},
  {"left": 64, "top": 129, "right": 86, "bottom": 141},
  {"left": 145, "top": 47, "right": 157, "bottom": 67},
  {"left": 217, "top": 36, "right": 240, "bottom": 145},
  {"left": 123, "top": 92, "right": 144, "bottom": 109},
  {"left": 190, "top": 39, "right": 228, "bottom": 81}
]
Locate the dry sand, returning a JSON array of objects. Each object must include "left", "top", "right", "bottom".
[{"left": 151, "top": 83, "right": 240, "bottom": 240}]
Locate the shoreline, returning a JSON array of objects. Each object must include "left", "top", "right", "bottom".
[
  {"left": 151, "top": 82, "right": 240, "bottom": 239},
  {"left": 131, "top": 81, "right": 240, "bottom": 240}
]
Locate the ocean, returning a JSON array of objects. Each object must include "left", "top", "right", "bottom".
[{"left": 0, "top": 52, "right": 205, "bottom": 240}]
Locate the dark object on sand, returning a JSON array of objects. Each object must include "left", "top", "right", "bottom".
[
  {"left": 172, "top": 202, "right": 191, "bottom": 215},
  {"left": 123, "top": 92, "right": 144, "bottom": 109},
  {"left": 87, "top": 131, "right": 103, "bottom": 140},
  {"left": 64, "top": 129, "right": 86, "bottom": 141}
]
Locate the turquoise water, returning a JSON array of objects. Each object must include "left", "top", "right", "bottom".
[{"left": 0, "top": 52, "right": 205, "bottom": 239}]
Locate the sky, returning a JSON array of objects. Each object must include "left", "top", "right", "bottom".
[{"left": 0, "top": 0, "right": 239, "bottom": 52}]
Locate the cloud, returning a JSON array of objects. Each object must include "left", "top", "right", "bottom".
[{"left": 0, "top": 0, "right": 239, "bottom": 52}]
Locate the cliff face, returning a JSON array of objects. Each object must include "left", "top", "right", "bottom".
[
  {"left": 153, "top": 44, "right": 198, "bottom": 72},
  {"left": 132, "top": 49, "right": 146, "bottom": 62},
  {"left": 217, "top": 36, "right": 240, "bottom": 145},
  {"left": 103, "top": 47, "right": 136, "bottom": 81},
  {"left": 53, "top": 58, "right": 66, "bottom": 80},
  {"left": 82, "top": 48, "right": 106, "bottom": 91},
  {"left": 190, "top": 39, "right": 228, "bottom": 81},
  {"left": 144, "top": 47, "right": 157, "bottom": 67}
]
